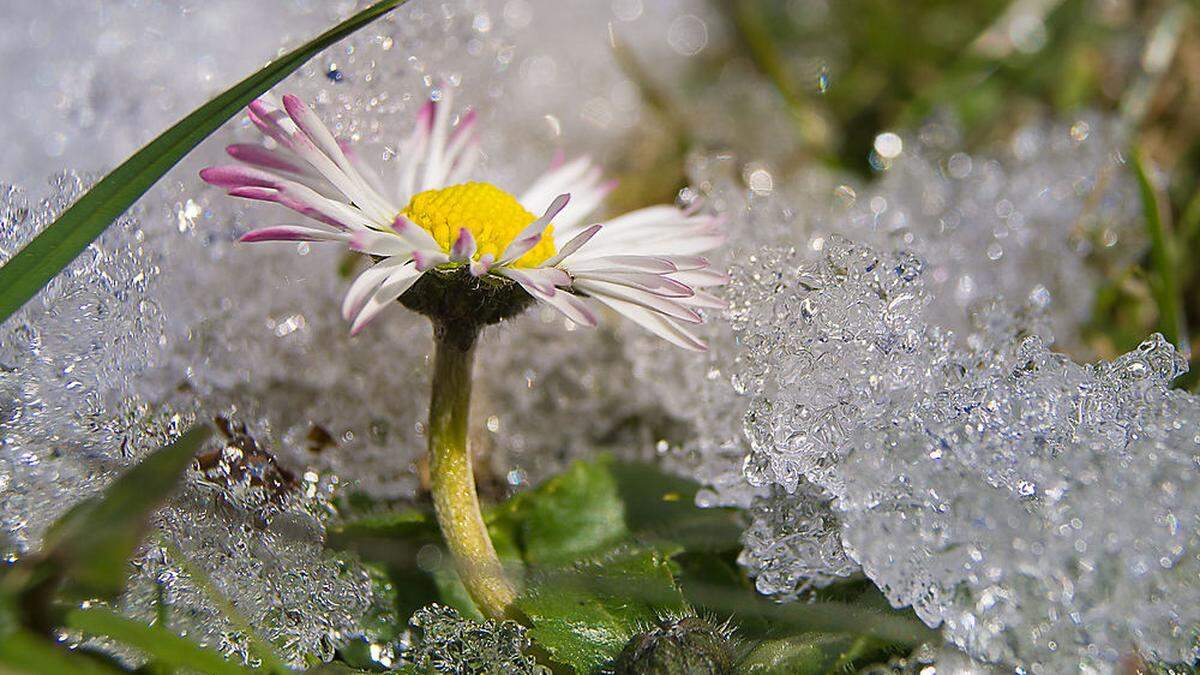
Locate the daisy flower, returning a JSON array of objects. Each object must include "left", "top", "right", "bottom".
[
  {"left": 200, "top": 88, "right": 728, "bottom": 621},
  {"left": 200, "top": 88, "right": 726, "bottom": 350}
]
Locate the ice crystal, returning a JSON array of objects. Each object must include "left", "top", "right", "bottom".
[
  {"left": 737, "top": 485, "right": 856, "bottom": 597},
  {"left": 407, "top": 604, "right": 541, "bottom": 674},
  {"left": 0, "top": 175, "right": 382, "bottom": 666},
  {"left": 733, "top": 236, "right": 1200, "bottom": 671}
]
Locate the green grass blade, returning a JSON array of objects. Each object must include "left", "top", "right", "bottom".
[
  {"left": 0, "top": 0, "right": 410, "bottom": 324},
  {"left": 38, "top": 425, "right": 212, "bottom": 602},
  {"left": 1130, "top": 149, "right": 1187, "bottom": 349},
  {"left": 65, "top": 607, "right": 257, "bottom": 675},
  {"left": 0, "top": 629, "right": 127, "bottom": 674}
]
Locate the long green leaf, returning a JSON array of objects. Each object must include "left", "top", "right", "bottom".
[
  {"left": 39, "top": 425, "right": 211, "bottom": 601},
  {"left": 0, "top": 629, "right": 126, "bottom": 675},
  {"left": 65, "top": 607, "right": 256, "bottom": 675},
  {"left": 0, "top": 0, "right": 410, "bottom": 324},
  {"left": 1130, "top": 150, "right": 1187, "bottom": 348}
]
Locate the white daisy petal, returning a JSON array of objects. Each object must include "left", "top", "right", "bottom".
[
  {"left": 668, "top": 267, "right": 729, "bottom": 288},
  {"left": 571, "top": 271, "right": 694, "bottom": 298},
  {"left": 391, "top": 214, "right": 442, "bottom": 251},
  {"left": 543, "top": 223, "right": 603, "bottom": 268},
  {"left": 421, "top": 87, "right": 454, "bottom": 190},
  {"left": 399, "top": 101, "right": 434, "bottom": 200},
  {"left": 413, "top": 250, "right": 452, "bottom": 271},
  {"left": 349, "top": 230, "right": 414, "bottom": 257},
  {"left": 498, "top": 194, "right": 570, "bottom": 265},
  {"left": 526, "top": 285, "right": 599, "bottom": 327},
  {"left": 498, "top": 267, "right": 568, "bottom": 295},
  {"left": 572, "top": 278, "right": 702, "bottom": 324},
  {"left": 678, "top": 289, "right": 728, "bottom": 309},
  {"left": 560, "top": 255, "right": 678, "bottom": 274},
  {"left": 518, "top": 155, "right": 594, "bottom": 214},
  {"left": 342, "top": 257, "right": 414, "bottom": 321},
  {"left": 350, "top": 265, "right": 424, "bottom": 335},
  {"left": 588, "top": 293, "right": 708, "bottom": 352}
]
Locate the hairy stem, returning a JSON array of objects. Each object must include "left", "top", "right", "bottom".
[{"left": 427, "top": 323, "right": 517, "bottom": 619}]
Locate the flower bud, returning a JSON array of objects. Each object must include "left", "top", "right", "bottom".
[{"left": 613, "top": 616, "right": 736, "bottom": 675}]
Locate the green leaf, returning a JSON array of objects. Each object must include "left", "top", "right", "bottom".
[
  {"left": 516, "top": 545, "right": 686, "bottom": 674},
  {"left": 738, "top": 633, "right": 888, "bottom": 675},
  {"left": 0, "top": 629, "right": 126, "bottom": 674},
  {"left": 158, "top": 540, "right": 288, "bottom": 672},
  {"left": 39, "top": 425, "right": 211, "bottom": 601},
  {"left": 683, "top": 581, "right": 937, "bottom": 648},
  {"left": 0, "top": 0, "right": 411, "bottom": 324},
  {"left": 66, "top": 607, "right": 256, "bottom": 675},
  {"left": 608, "top": 461, "right": 743, "bottom": 552},
  {"left": 497, "top": 456, "right": 629, "bottom": 566}
]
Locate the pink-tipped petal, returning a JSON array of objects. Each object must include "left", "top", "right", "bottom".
[
  {"left": 200, "top": 165, "right": 279, "bottom": 189},
  {"left": 247, "top": 100, "right": 295, "bottom": 147},
  {"left": 470, "top": 253, "right": 495, "bottom": 277},
  {"left": 450, "top": 228, "right": 477, "bottom": 261},
  {"left": 226, "top": 183, "right": 358, "bottom": 232},
  {"left": 543, "top": 223, "right": 603, "bottom": 268},
  {"left": 413, "top": 250, "right": 451, "bottom": 271},
  {"left": 418, "top": 99, "right": 435, "bottom": 130},
  {"left": 530, "top": 286, "right": 599, "bottom": 327},
  {"left": 225, "top": 144, "right": 305, "bottom": 174},
  {"left": 282, "top": 94, "right": 354, "bottom": 174},
  {"left": 499, "top": 194, "right": 570, "bottom": 264},
  {"left": 588, "top": 293, "right": 708, "bottom": 352},
  {"left": 573, "top": 279, "right": 702, "bottom": 324},
  {"left": 449, "top": 108, "right": 477, "bottom": 144},
  {"left": 239, "top": 225, "right": 345, "bottom": 243},
  {"left": 226, "top": 186, "right": 280, "bottom": 201}
]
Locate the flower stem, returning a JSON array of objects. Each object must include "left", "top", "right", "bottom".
[{"left": 427, "top": 322, "right": 517, "bottom": 619}]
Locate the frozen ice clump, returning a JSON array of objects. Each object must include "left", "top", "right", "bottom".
[
  {"left": 0, "top": 172, "right": 172, "bottom": 552},
  {"left": 738, "top": 236, "right": 956, "bottom": 497},
  {"left": 855, "top": 115, "right": 1141, "bottom": 348},
  {"left": 406, "top": 604, "right": 542, "bottom": 674},
  {"left": 117, "top": 417, "right": 377, "bottom": 667},
  {"left": 0, "top": 175, "right": 384, "bottom": 667},
  {"left": 737, "top": 484, "right": 857, "bottom": 598},
  {"left": 735, "top": 235, "right": 1200, "bottom": 671},
  {"left": 635, "top": 114, "right": 1139, "bottom": 513}
]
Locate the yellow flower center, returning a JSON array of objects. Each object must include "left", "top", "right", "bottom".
[{"left": 402, "top": 182, "right": 556, "bottom": 268}]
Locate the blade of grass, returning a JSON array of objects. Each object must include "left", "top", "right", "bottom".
[
  {"left": 0, "top": 629, "right": 126, "bottom": 674},
  {"left": 39, "top": 425, "right": 212, "bottom": 602},
  {"left": 65, "top": 607, "right": 256, "bottom": 675},
  {"left": 0, "top": 0, "right": 411, "bottom": 324},
  {"left": 1130, "top": 149, "right": 1188, "bottom": 352},
  {"left": 161, "top": 540, "right": 288, "bottom": 674},
  {"left": 1181, "top": 186, "right": 1200, "bottom": 254},
  {"left": 727, "top": 0, "right": 829, "bottom": 156}
]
